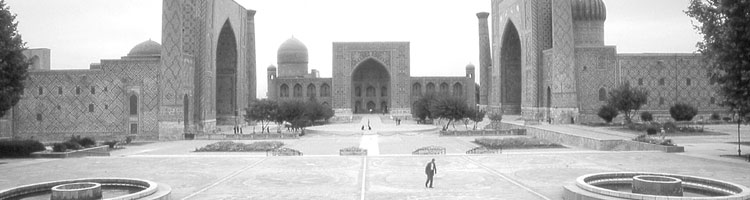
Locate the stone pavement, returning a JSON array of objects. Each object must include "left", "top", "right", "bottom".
[{"left": 2, "top": 116, "right": 749, "bottom": 199}]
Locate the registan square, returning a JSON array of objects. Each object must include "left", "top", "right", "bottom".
[{"left": 0, "top": 0, "right": 748, "bottom": 199}]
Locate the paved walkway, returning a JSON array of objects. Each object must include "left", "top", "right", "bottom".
[{"left": 2, "top": 117, "right": 750, "bottom": 199}]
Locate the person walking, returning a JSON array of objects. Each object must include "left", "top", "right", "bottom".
[{"left": 425, "top": 158, "right": 437, "bottom": 188}]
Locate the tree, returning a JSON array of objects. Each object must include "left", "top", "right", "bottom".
[
  {"left": 670, "top": 103, "right": 698, "bottom": 121},
  {"left": 276, "top": 100, "right": 307, "bottom": 132},
  {"left": 606, "top": 82, "right": 648, "bottom": 124},
  {"left": 304, "top": 100, "right": 334, "bottom": 126},
  {"left": 467, "top": 108, "right": 486, "bottom": 130},
  {"left": 412, "top": 92, "right": 439, "bottom": 122},
  {"left": 597, "top": 105, "right": 619, "bottom": 123},
  {"left": 244, "top": 99, "right": 278, "bottom": 133},
  {"left": 0, "top": 0, "right": 29, "bottom": 118},
  {"left": 686, "top": 0, "right": 750, "bottom": 156},
  {"left": 430, "top": 96, "right": 469, "bottom": 131},
  {"left": 640, "top": 111, "right": 654, "bottom": 122}
]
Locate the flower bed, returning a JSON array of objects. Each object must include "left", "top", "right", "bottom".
[
  {"left": 267, "top": 147, "right": 303, "bottom": 156},
  {"left": 412, "top": 146, "right": 446, "bottom": 155},
  {"left": 466, "top": 146, "right": 499, "bottom": 154},
  {"left": 194, "top": 141, "right": 284, "bottom": 152},
  {"left": 339, "top": 146, "right": 367, "bottom": 156},
  {"left": 440, "top": 129, "right": 526, "bottom": 136},
  {"left": 474, "top": 137, "right": 565, "bottom": 149},
  {"left": 32, "top": 145, "right": 110, "bottom": 158}
]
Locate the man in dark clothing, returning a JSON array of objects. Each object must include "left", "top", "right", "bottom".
[{"left": 425, "top": 158, "right": 437, "bottom": 188}]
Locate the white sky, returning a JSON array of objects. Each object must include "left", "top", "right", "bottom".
[{"left": 9, "top": 0, "right": 701, "bottom": 98}]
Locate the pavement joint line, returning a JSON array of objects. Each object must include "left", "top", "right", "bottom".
[
  {"left": 360, "top": 156, "right": 367, "bottom": 200},
  {"left": 462, "top": 156, "right": 552, "bottom": 200},
  {"left": 181, "top": 157, "right": 268, "bottom": 200}
]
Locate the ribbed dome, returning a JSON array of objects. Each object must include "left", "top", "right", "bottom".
[
  {"left": 466, "top": 63, "right": 475, "bottom": 69},
  {"left": 267, "top": 65, "right": 277, "bottom": 70},
  {"left": 572, "top": 0, "right": 607, "bottom": 21},
  {"left": 277, "top": 37, "right": 308, "bottom": 64},
  {"left": 128, "top": 40, "right": 161, "bottom": 56}
]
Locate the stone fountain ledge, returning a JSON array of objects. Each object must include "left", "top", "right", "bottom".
[
  {"left": 32, "top": 145, "right": 110, "bottom": 158},
  {"left": 564, "top": 172, "right": 750, "bottom": 200},
  {"left": 0, "top": 177, "right": 170, "bottom": 200}
]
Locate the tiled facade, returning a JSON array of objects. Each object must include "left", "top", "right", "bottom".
[
  {"left": 486, "top": 0, "right": 722, "bottom": 124},
  {"left": 268, "top": 41, "right": 476, "bottom": 116},
  {"left": 8, "top": 0, "right": 257, "bottom": 141}
]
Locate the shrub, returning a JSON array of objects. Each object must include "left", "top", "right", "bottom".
[
  {"left": 646, "top": 127, "right": 659, "bottom": 135},
  {"left": 78, "top": 137, "right": 96, "bottom": 147},
  {"left": 710, "top": 113, "right": 721, "bottom": 120},
  {"left": 66, "top": 135, "right": 82, "bottom": 145},
  {"left": 103, "top": 141, "right": 118, "bottom": 149},
  {"left": 195, "top": 141, "right": 284, "bottom": 152},
  {"left": 52, "top": 143, "right": 67, "bottom": 152},
  {"left": 633, "top": 135, "right": 674, "bottom": 146},
  {"left": 670, "top": 103, "right": 698, "bottom": 121},
  {"left": 62, "top": 141, "right": 83, "bottom": 151},
  {"left": 125, "top": 135, "right": 136, "bottom": 144},
  {"left": 597, "top": 105, "right": 619, "bottom": 123},
  {"left": 474, "top": 137, "right": 564, "bottom": 149},
  {"left": 0, "top": 139, "right": 46, "bottom": 157},
  {"left": 640, "top": 112, "right": 653, "bottom": 122},
  {"left": 488, "top": 111, "right": 503, "bottom": 122},
  {"left": 662, "top": 121, "right": 677, "bottom": 132}
]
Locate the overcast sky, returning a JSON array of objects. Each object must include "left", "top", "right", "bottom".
[{"left": 9, "top": 0, "right": 701, "bottom": 98}]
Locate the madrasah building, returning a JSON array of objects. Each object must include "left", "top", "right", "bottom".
[{"left": 0, "top": 0, "right": 723, "bottom": 141}]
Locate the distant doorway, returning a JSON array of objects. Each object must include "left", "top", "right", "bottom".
[{"left": 500, "top": 21, "right": 522, "bottom": 114}]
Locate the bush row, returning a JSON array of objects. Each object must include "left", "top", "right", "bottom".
[
  {"left": 195, "top": 141, "right": 284, "bottom": 152},
  {"left": 474, "top": 137, "right": 564, "bottom": 149},
  {"left": 633, "top": 135, "right": 674, "bottom": 146},
  {"left": 0, "top": 139, "right": 46, "bottom": 157},
  {"left": 52, "top": 135, "right": 98, "bottom": 152}
]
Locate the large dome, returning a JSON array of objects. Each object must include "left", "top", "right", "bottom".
[
  {"left": 572, "top": 0, "right": 607, "bottom": 21},
  {"left": 277, "top": 37, "right": 308, "bottom": 64},
  {"left": 128, "top": 40, "right": 161, "bottom": 56}
]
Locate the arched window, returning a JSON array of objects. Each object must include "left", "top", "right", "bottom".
[
  {"left": 659, "top": 97, "right": 665, "bottom": 105},
  {"left": 598, "top": 88, "right": 607, "bottom": 101},
  {"left": 366, "top": 86, "right": 376, "bottom": 97},
  {"left": 355, "top": 86, "right": 362, "bottom": 97},
  {"left": 439, "top": 82, "right": 449, "bottom": 94},
  {"left": 658, "top": 78, "right": 665, "bottom": 86},
  {"left": 88, "top": 104, "right": 94, "bottom": 112},
  {"left": 307, "top": 84, "right": 316, "bottom": 97},
  {"left": 453, "top": 83, "right": 463, "bottom": 96},
  {"left": 293, "top": 84, "right": 302, "bottom": 97},
  {"left": 426, "top": 83, "right": 436, "bottom": 93},
  {"left": 280, "top": 84, "right": 289, "bottom": 97},
  {"left": 76, "top": 86, "right": 81, "bottom": 95},
  {"left": 638, "top": 78, "right": 643, "bottom": 86},
  {"left": 412, "top": 83, "right": 422, "bottom": 96},
  {"left": 320, "top": 84, "right": 331, "bottom": 97},
  {"left": 686, "top": 78, "right": 692, "bottom": 86},
  {"left": 38, "top": 87, "right": 43, "bottom": 95},
  {"left": 58, "top": 87, "right": 62, "bottom": 95},
  {"left": 381, "top": 86, "right": 387, "bottom": 97},
  {"left": 129, "top": 95, "right": 138, "bottom": 115},
  {"left": 90, "top": 86, "right": 96, "bottom": 95}
]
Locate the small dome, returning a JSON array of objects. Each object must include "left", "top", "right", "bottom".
[
  {"left": 466, "top": 63, "right": 475, "bottom": 69},
  {"left": 267, "top": 65, "right": 277, "bottom": 70},
  {"left": 128, "top": 40, "right": 161, "bottom": 56},
  {"left": 277, "top": 37, "right": 308, "bottom": 64},
  {"left": 572, "top": 0, "right": 607, "bottom": 21}
]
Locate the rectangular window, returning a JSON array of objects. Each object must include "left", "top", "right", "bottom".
[
  {"left": 90, "top": 86, "right": 95, "bottom": 95},
  {"left": 58, "top": 87, "right": 63, "bottom": 95},
  {"left": 36, "top": 113, "right": 42, "bottom": 121},
  {"left": 130, "top": 124, "right": 138, "bottom": 134},
  {"left": 38, "top": 87, "right": 43, "bottom": 95}
]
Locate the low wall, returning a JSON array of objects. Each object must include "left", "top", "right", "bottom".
[
  {"left": 439, "top": 129, "right": 526, "bottom": 136},
  {"left": 195, "top": 133, "right": 299, "bottom": 140},
  {"left": 32, "top": 146, "right": 110, "bottom": 158},
  {"left": 501, "top": 123, "right": 683, "bottom": 152}
]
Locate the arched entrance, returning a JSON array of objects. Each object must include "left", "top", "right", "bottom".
[
  {"left": 215, "top": 20, "right": 237, "bottom": 125},
  {"left": 500, "top": 21, "right": 522, "bottom": 114},
  {"left": 183, "top": 94, "right": 189, "bottom": 130},
  {"left": 351, "top": 58, "right": 390, "bottom": 114},
  {"left": 547, "top": 86, "right": 552, "bottom": 123}
]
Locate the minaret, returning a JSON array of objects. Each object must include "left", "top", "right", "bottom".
[{"left": 477, "top": 12, "right": 491, "bottom": 105}]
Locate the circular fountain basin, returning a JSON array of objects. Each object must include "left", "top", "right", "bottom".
[
  {"left": 0, "top": 178, "right": 170, "bottom": 200},
  {"left": 564, "top": 172, "right": 750, "bottom": 200},
  {"left": 632, "top": 175, "right": 683, "bottom": 196},
  {"left": 51, "top": 182, "right": 102, "bottom": 200}
]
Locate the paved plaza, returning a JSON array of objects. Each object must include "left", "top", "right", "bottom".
[{"left": 1, "top": 116, "right": 749, "bottom": 199}]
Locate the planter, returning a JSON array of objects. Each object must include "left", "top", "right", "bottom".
[{"left": 32, "top": 145, "right": 110, "bottom": 158}]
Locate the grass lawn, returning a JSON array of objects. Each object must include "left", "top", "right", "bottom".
[
  {"left": 473, "top": 137, "right": 565, "bottom": 149},
  {"left": 606, "top": 127, "right": 728, "bottom": 137}
]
